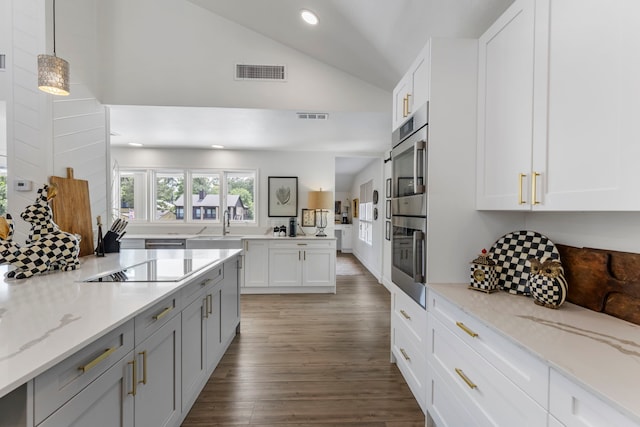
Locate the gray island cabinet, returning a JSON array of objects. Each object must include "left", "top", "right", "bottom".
[{"left": 0, "top": 249, "right": 241, "bottom": 427}]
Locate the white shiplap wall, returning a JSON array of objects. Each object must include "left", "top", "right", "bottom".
[{"left": 8, "top": 0, "right": 107, "bottom": 244}]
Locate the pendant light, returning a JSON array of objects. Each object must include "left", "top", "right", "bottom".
[{"left": 38, "top": 0, "right": 70, "bottom": 96}]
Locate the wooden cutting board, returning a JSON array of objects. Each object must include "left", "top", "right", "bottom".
[{"left": 50, "top": 168, "right": 94, "bottom": 257}]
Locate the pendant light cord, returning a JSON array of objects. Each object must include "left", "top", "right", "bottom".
[{"left": 52, "top": 0, "right": 57, "bottom": 56}]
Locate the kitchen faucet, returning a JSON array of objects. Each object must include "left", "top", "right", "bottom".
[{"left": 222, "top": 210, "right": 230, "bottom": 236}]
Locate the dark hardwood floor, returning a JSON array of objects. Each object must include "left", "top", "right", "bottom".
[{"left": 181, "top": 252, "right": 425, "bottom": 426}]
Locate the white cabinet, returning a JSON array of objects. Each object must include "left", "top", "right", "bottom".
[
  {"left": 338, "top": 224, "right": 352, "bottom": 253},
  {"left": 427, "top": 292, "right": 548, "bottom": 427},
  {"left": 243, "top": 238, "right": 336, "bottom": 293},
  {"left": 391, "top": 284, "right": 427, "bottom": 413},
  {"left": 392, "top": 41, "right": 430, "bottom": 130},
  {"left": 119, "top": 238, "right": 145, "bottom": 249},
  {"left": 477, "top": 0, "right": 640, "bottom": 211},
  {"left": 243, "top": 240, "right": 269, "bottom": 288},
  {"left": 549, "top": 369, "right": 638, "bottom": 427},
  {"left": 269, "top": 240, "right": 336, "bottom": 288},
  {"left": 221, "top": 258, "right": 241, "bottom": 345}
]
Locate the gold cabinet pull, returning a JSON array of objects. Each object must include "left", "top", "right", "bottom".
[
  {"left": 400, "top": 348, "right": 411, "bottom": 361},
  {"left": 455, "top": 368, "right": 477, "bottom": 389},
  {"left": 128, "top": 358, "right": 137, "bottom": 396},
  {"left": 138, "top": 351, "right": 147, "bottom": 385},
  {"left": 207, "top": 293, "right": 213, "bottom": 315},
  {"left": 456, "top": 321, "right": 478, "bottom": 338},
  {"left": 303, "top": 250, "right": 306, "bottom": 261},
  {"left": 78, "top": 347, "right": 117, "bottom": 373},
  {"left": 402, "top": 96, "right": 408, "bottom": 118},
  {"left": 406, "top": 93, "right": 411, "bottom": 115},
  {"left": 532, "top": 171, "right": 540, "bottom": 205},
  {"left": 297, "top": 243, "right": 308, "bottom": 246},
  {"left": 152, "top": 306, "right": 172, "bottom": 321},
  {"left": 200, "top": 278, "right": 212, "bottom": 287},
  {"left": 400, "top": 309, "right": 411, "bottom": 320},
  {"left": 202, "top": 298, "right": 209, "bottom": 319},
  {"left": 518, "top": 173, "right": 527, "bottom": 205},
  {"left": 299, "top": 251, "right": 301, "bottom": 261}
]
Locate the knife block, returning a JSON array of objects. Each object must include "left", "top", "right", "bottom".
[{"left": 102, "top": 231, "right": 120, "bottom": 253}]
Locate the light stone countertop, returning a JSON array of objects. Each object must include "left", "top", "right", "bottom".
[
  {"left": 0, "top": 248, "right": 241, "bottom": 398},
  {"left": 428, "top": 283, "right": 640, "bottom": 424},
  {"left": 121, "top": 234, "right": 336, "bottom": 240}
]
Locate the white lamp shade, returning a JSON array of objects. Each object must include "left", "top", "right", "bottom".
[
  {"left": 308, "top": 191, "right": 332, "bottom": 210},
  {"left": 38, "top": 54, "right": 70, "bottom": 96}
]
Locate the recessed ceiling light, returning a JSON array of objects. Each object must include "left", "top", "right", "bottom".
[
  {"left": 301, "top": 9, "right": 318, "bottom": 25},
  {"left": 211, "top": 144, "right": 225, "bottom": 149},
  {"left": 128, "top": 142, "right": 143, "bottom": 147}
]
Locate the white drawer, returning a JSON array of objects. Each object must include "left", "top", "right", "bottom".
[
  {"left": 429, "top": 314, "right": 547, "bottom": 426},
  {"left": 550, "top": 368, "right": 638, "bottom": 427},
  {"left": 270, "top": 239, "right": 335, "bottom": 249},
  {"left": 393, "top": 285, "right": 427, "bottom": 342},
  {"left": 33, "top": 320, "right": 134, "bottom": 425},
  {"left": 134, "top": 292, "right": 180, "bottom": 345},
  {"left": 427, "top": 361, "right": 477, "bottom": 427},
  {"left": 429, "top": 292, "right": 548, "bottom": 406},
  {"left": 393, "top": 319, "right": 426, "bottom": 412}
]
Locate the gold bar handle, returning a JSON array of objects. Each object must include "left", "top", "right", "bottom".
[
  {"left": 138, "top": 351, "right": 147, "bottom": 385},
  {"left": 78, "top": 347, "right": 117, "bottom": 373},
  {"left": 455, "top": 368, "right": 477, "bottom": 389},
  {"left": 532, "top": 171, "right": 540, "bottom": 205},
  {"left": 203, "top": 298, "right": 209, "bottom": 319},
  {"left": 152, "top": 306, "right": 173, "bottom": 321},
  {"left": 128, "top": 358, "right": 137, "bottom": 396},
  {"left": 400, "top": 310, "right": 411, "bottom": 320},
  {"left": 200, "top": 278, "right": 212, "bottom": 287},
  {"left": 207, "top": 293, "right": 213, "bottom": 315},
  {"left": 400, "top": 348, "right": 411, "bottom": 361},
  {"left": 456, "top": 321, "right": 478, "bottom": 338},
  {"left": 518, "top": 173, "right": 527, "bottom": 205},
  {"left": 406, "top": 93, "right": 411, "bottom": 115}
]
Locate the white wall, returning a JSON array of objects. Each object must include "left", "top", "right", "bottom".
[
  {"left": 96, "top": 0, "right": 389, "bottom": 113},
  {"left": 350, "top": 158, "right": 384, "bottom": 281},
  {"left": 111, "top": 146, "right": 335, "bottom": 236},
  {"left": 4, "top": 0, "right": 108, "bottom": 243}
]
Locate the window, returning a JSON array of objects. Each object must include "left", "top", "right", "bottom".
[
  {"left": 115, "top": 168, "right": 257, "bottom": 224},
  {"left": 225, "top": 171, "right": 255, "bottom": 221},
  {"left": 119, "top": 170, "right": 148, "bottom": 220},
  {"left": 190, "top": 172, "right": 221, "bottom": 221},
  {"left": 155, "top": 171, "right": 185, "bottom": 221},
  {"left": 359, "top": 180, "right": 373, "bottom": 245}
]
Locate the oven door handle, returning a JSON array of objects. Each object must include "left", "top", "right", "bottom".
[
  {"left": 412, "top": 230, "right": 425, "bottom": 283},
  {"left": 413, "top": 140, "right": 426, "bottom": 195}
]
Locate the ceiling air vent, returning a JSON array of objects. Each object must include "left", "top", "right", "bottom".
[
  {"left": 297, "top": 112, "right": 328, "bottom": 120},
  {"left": 235, "top": 64, "right": 286, "bottom": 81}
]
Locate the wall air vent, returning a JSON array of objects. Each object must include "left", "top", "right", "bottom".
[
  {"left": 0, "top": 54, "right": 5, "bottom": 70},
  {"left": 297, "top": 112, "right": 328, "bottom": 120},
  {"left": 235, "top": 64, "right": 286, "bottom": 81}
]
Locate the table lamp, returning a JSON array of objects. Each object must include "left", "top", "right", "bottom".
[{"left": 307, "top": 190, "right": 332, "bottom": 237}]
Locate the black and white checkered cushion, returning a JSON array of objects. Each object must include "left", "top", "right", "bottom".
[{"left": 488, "top": 230, "right": 560, "bottom": 295}]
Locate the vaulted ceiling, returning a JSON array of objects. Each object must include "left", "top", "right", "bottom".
[{"left": 109, "top": 0, "right": 513, "bottom": 156}]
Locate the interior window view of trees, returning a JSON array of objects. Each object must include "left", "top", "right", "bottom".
[{"left": 119, "top": 169, "right": 255, "bottom": 222}]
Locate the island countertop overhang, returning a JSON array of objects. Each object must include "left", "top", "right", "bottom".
[{"left": 0, "top": 248, "right": 242, "bottom": 399}]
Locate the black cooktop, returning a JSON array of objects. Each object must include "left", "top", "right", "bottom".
[{"left": 84, "top": 258, "right": 216, "bottom": 282}]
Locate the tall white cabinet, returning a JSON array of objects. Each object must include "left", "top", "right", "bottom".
[{"left": 477, "top": 0, "right": 640, "bottom": 211}]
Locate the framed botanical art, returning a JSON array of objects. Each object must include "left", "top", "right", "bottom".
[
  {"left": 301, "top": 208, "right": 316, "bottom": 227},
  {"left": 353, "top": 198, "right": 359, "bottom": 218},
  {"left": 268, "top": 176, "right": 298, "bottom": 217}
]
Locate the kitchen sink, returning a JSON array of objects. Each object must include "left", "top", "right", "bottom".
[{"left": 186, "top": 235, "right": 243, "bottom": 249}]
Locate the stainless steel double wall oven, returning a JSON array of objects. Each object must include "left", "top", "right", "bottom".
[{"left": 391, "top": 103, "right": 428, "bottom": 309}]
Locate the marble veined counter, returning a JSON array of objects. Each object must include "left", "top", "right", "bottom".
[
  {"left": 0, "top": 248, "right": 241, "bottom": 398},
  {"left": 429, "top": 283, "right": 640, "bottom": 424}
]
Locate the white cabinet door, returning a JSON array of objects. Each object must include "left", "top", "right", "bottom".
[
  {"left": 533, "top": 0, "right": 640, "bottom": 210},
  {"left": 181, "top": 291, "right": 206, "bottom": 412},
  {"left": 39, "top": 354, "right": 135, "bottom": 427},
  {"left": 204, "top": 286, "right": 222, "bottom": 371},
  {"left": 302, "top": 249, "right": 335, "bottom": 287},
  {"left": 243, "top": 240, "right": 269, "bottom": 287},
  {"left": 476, "top": 0, "right": 536, "bottom": 210},
  {"left": 341, "top": 225, "right": 352, "bottom": 252},
  {"left": 269, "top": 248, "right": 303, "bottom": 286},
  {"left": 133, "top": 314, "right": 181, "bottom": 427},
  {"left": 392, "top": 42, "right": 430, "bottom": 131}
]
